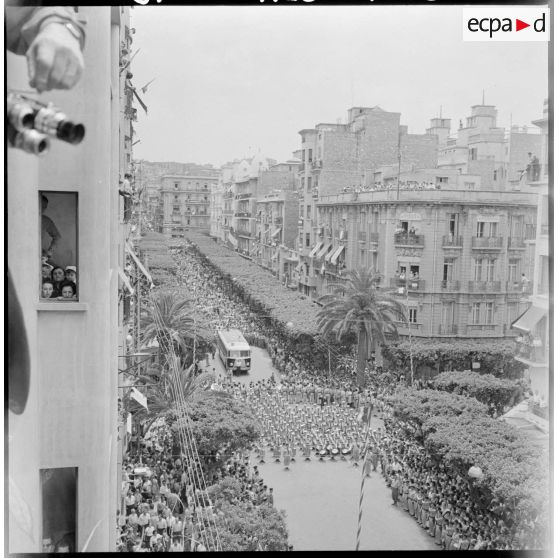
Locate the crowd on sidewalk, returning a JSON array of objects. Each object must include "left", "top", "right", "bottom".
[{"left": 122, "top": 243, "right": 544, "bottom": 551}]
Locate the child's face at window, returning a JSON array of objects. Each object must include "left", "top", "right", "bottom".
[
  {"left": 42, "top": 266, "right": 51, "bottom": 278},
  {"left": 42, "top": 283, "right": 53, "bottom": 298},
  {"left": 65, "top": 270, "right": 77, "bottom": 282},
  {"left": 53, "top": 268, "right": 65, "bottom": 281},
  {"left": 61, "top": 286, "right": 74, "bottom": 298}
]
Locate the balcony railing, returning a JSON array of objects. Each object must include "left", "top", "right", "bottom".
[
  {"left": 440, "top": 280, "right": 460, "bottom": 291},
  {"left": 442, "top": 235, "right": 463, "bottom": 248},
  {"left": 358, "top": 231, "right": 367, "bottom": 242},
  {"left": 235, "top": 193, "right": 252, "bottom": 200},
  {"left": 236, "top": 230, "right": 252, "bottom": 238},
  {"left": 299, "top": 274, "right": 317, "bottom": 287},
  {"left": 468, "top": 280, "right": 501, "bottom": 292},
  {"left": 390, "top": 278, "right": 425, "bottom": 291},
  {"left": 394, "top": 232, "right": 424, "bottom": 246},
  {"left": 234, "top": 211, "right": 251, "bottom": 218},
  {"left": 471, "top": 236, "right": 503, "bottom": 249},
  {"left": 395, "top": 321, "right": 422, "bottom": 331},
  {"left": 223, "top": 209, "right": 234, "bottom": 215},
  {"left": 438, "top": 324, "right": 458, "bottom": 335},
  {"left": 467, "top": 324, "right": 500, "bottom": 334},
  {"left": 508, "top": 237, "right": 526, "bottom": 249},
  {"left": 506, "top": 281, "right": 533, "bottom": 295}
]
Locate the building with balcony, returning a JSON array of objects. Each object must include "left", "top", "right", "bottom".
[
  {"left": 161, "top": 173, "right": 218, "bottom": 237},
  {"left": 7, "top": 7, "right": 141, "bottom": 552},
  {"left": 295, "top": 106, "right": 438, "bottom": 295},
  {"left": 511, "top": 99, "right": 549, "bottom": 412},
  {"left": 308, "top": 186, "right": 537, "bottom": 338},
  {"left": 207, "top": 154, "right": 277, "bottom": 254},
  {"left": 253, "top": 182, "right": 299, "bottom": 284}
]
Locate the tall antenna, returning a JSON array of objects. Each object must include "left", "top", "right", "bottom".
[
  {"left": 439, "top": 105, "right": 442, "bottom": 119},
  {"left": 482, "top": 89, "right": 485, "bottom": 105}
]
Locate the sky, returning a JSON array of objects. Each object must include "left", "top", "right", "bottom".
[{"left": 129, "top": 5, "right": 548, "bottom": 168}]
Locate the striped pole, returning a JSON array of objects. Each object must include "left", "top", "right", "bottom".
[{"left": 355, "top": 405, "right": 373, "bottom": 551}]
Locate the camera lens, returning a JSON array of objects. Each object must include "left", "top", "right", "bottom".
[{"left": 57, "top": 121, "right": 85, "bottom": 144}]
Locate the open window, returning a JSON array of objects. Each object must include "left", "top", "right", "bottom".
[
  {"left": 40, "top": 192, "right": 79, "bottom": 301},
  {"left": 41, "top": 467, "right": 77, "bottom": 552}
]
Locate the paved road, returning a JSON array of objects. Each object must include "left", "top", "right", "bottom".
[
  {"left": 202, "top": 345, "right": 436, "bottom": 551},
  {"left": 253, "top": 432, "right": 436, "bottom": 551},
  {"left": 202, "top": 346, "right": 281, "bottom": 385}
]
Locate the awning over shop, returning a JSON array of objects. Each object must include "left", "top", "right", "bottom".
[
  {"left": 308, "top": 242, "right": 323, "bottom": 258},
  {"left": 125, "top": 242, "right": 153, "bottom": 286},
  {"left": 316, "top": 243, "right": 331, "bottom": 260},
  {"left": 118, "top": 267, "right": 134, "bottom": 295},
  {"left": 324, "top": 246, "right": 336, "bottom": 263},
  {"left": 271, "top": 228, "right": 281, "bottom": 238},
  {"left": 295, "top": 263, "right": 303, "bottom": 272},
  {"left": 227, "top": 231, "right": 238, "bottom": 248},
  {"left": 330, "top": 245, "right": 345, "bottom": 265},
  {"left": 511, "top": 305, "right": 547, "bottom": 333}
]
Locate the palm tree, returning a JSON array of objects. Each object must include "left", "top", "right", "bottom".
[
  {"left": 317, "top": 267, "right": 406, "bottom": 387},
  {"left": 127, "top": 358, "right": 215, "bottom": 436},
  {"left": 141, "top": 289, "right": 212, "bottom": 366}
]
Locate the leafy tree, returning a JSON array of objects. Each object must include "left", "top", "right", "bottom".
[
  {"left": 423, "top": 413, "right": 549, "bottom": 533},
  {"left": 432, "top": 370, "right": 523, "bottom": 416},
  {"left": 316, "top": 267, "right": 406, "bottom": 387},
  {"left": 381, "top": 338, "right": 526, "bottom": 379},
  {"left": 391, "top": 387, "right": 489, "bottom": 438},
  {"left": 171, "top": 392, "right": 260, "bottom": 478},
  {"left": 183, "top": 232, "right": 321, "bottom": 335}
]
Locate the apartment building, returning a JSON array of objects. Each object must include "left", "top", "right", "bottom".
[
  {"left": 306, "top": 187, "right": 537, "bottom": 339},
  {"left": 161, "top": 173, "right": 219, "bottom": 237},
  {"left": 296, "top": 106, "right": 438, "bottom": 291},
  {"left": 8, "top": 7, "right": 139, "bottom": 552},
  {"left": 512, "top": 99, "right": 550, "bottom": 408},
  {"left": 436, "top": 104, "right": 542, "bottom": 190},
  {"left": 253, "top": 162, "right": 300, "bottom": 283}
]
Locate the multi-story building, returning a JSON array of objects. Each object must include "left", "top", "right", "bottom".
[
  {"left": 296, "top": 106, "right": 438, "bottom": 293},
  {"left": 161, "top": 173, "right": 219, "bottom": 237},
  {"left": 512, "top": 99, "right": 550, "bottom": 409},
  {"left": 7, "top": 7, "right": 142, "bottom": 552},
  {"left": 253, "top": 161, "right": 300, "bottom": 283},
  {"left": 436, "top": 104, "right": 542, "bottom": 190},
  {"left": 230, "top": 154, "right": 277, "bottom": 256},
  {"left": 136, "top": 160, "right": 218, "bottom": 232},
  {"left": 305, "top": 187, "right": 538, "bottom": 339}
]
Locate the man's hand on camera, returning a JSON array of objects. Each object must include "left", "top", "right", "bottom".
[{"left": 26, "top": 22, "right": 84, "bottom": 92}]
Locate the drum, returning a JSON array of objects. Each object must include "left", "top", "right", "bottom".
[
  {"left": 331, "top": 448, "right": 340, "bottom": 456},
  {"left": 319, "top": 449, "right": 327, "bottom": 458},
  {"left": 342, "top": 448, "right": 351, "bottom": 456}
]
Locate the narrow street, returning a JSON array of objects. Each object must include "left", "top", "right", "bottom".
[{"left": 203, "top": 347, "right": 437, "bottom": 551}]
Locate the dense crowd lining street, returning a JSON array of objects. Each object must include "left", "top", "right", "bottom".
[{"left": 116, "top": 242, "right": 546, "bottom": 551}]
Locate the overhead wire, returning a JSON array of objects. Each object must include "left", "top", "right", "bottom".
[{"left": 146, "top": 294, "right": 222, "bottom": 551}]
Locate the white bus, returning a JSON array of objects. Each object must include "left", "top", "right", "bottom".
[{"left": 216, "top": 329, "right": 251, "bottom": 374}]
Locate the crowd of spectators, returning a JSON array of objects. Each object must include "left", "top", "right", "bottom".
[
  {"left": 340, "top": 180, "right": 441, "bottom": 195},
  {"left": 128, "top": 243, "right": 545, "bottom": 551},
  {"left": 41, "top": 261, "right": 78, "bottom": 300}
]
